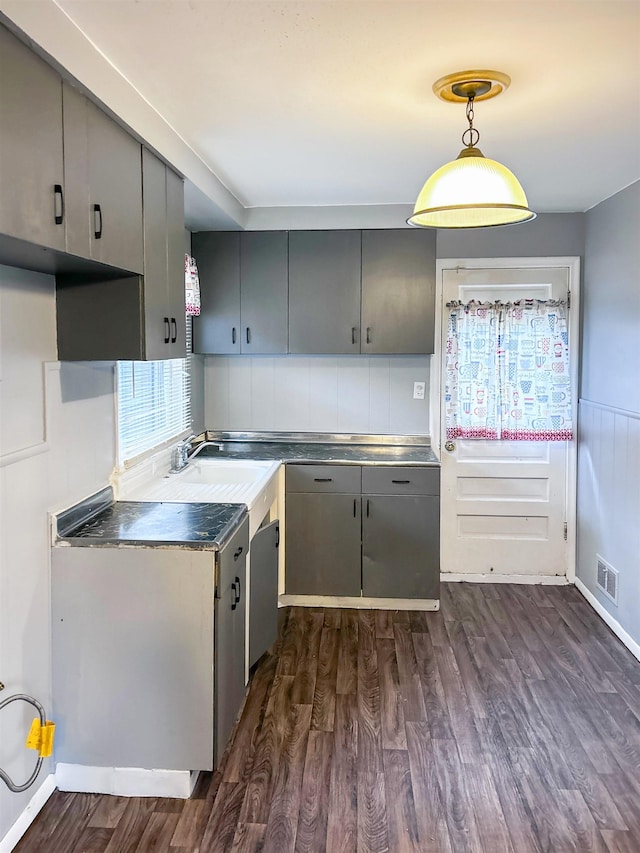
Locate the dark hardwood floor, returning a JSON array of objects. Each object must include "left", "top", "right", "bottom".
[{"left": 15, "top": 583, "right": 640, "bottom": 852}]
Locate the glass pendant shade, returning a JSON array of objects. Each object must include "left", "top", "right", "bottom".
[{"left": 408, "top": 148, "right": 536, "bottom": 229}]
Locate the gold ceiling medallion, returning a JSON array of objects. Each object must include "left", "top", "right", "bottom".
[{"left": 408, "top": 70, "right": 535, "bottom": 229}]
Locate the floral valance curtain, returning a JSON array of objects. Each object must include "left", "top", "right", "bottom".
[{"left": 445, "top": 300, "right": 573, "bottom": 441}]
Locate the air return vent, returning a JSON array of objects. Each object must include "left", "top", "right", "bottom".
[{"left": 596, "top": 555, "right": 619, "bottom": 605}]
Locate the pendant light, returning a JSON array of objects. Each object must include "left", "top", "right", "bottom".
[{"left": 408, "top": 70, "right": 535, "bottom": 229}]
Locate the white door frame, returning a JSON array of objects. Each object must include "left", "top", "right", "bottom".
[{"left": 430, "top": 257, "right": 581, "bottom": 584}]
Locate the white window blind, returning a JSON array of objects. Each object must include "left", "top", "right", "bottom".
[{"left": 117, "top": 319, "right": 192, "bottom": 464}]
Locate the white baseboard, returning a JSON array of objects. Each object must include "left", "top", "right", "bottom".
[
  {"left": 0, "top": 773, "right": 56, "bottom": 853},
  {"left": 55, "top": 764, "right": 199, "bottom": 799},
  {"left": 278, "top": 594, "right": 439, "bottom": 611},
  {"left": 574, "top": 578, "right": 640, "bottom": 662},
  {"left": 442, "top": 573, "right": 569, "bottom": 585}
]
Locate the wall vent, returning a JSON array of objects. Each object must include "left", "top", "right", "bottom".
[{"left": 596, "top": 555, "right": 619, "bottom": 605}]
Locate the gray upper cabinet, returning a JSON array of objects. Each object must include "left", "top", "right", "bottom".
[
  {"left": 86, "top": 101, "right": 143, "bottom": 273},
  {"left": 0, "top": 24, "right": 65, "bottom": 251},
  {"left": 361, "top": 229, "right": 436, "bottom": 354},
  {"left": 142, "top": 148, "right": 185, "bottom": 361},
  {"left": 288, "top": 230, "right": 361, "bottom": 354},
  {"left": 193, "top": 231, "right": 288, "bottom": 355},
  {"left": 240, "top": 232, "right": 288, "bottom": 353},
  {"left": 193, "top": 232, "right": 241, "bottom": 354},
  {"left": 56, "top": 151, "right": 184, "bottom": 362}
]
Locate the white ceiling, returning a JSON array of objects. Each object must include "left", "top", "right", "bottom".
[{"left": 6, "top": 1, "right": 640, "bottom": 227}]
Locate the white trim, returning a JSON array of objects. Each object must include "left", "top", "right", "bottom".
[
  {"left": 279, "top": 594, "right": 439, "bottom": 611},
  {"left": 579, "top": 398, "right": 640, "bottom": 421},
  {"left": 575, "top": 578, "right": 640, "bottom": 662},
  {"left": 0, "top": 773, "right": 56, "bottom": 853},
  {"left": 432, "top": 256, "right": 580, "bottom": 585},
  {"left": 442, "top": 573, "right": 570, "bottom": 586},
  {"left": 55, "top": 764, "right": 199, "bottom": 799}
]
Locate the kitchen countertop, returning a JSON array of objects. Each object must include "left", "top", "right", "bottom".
[
  {"left": 56, "top": 490, "right": 247, "bottom": 549},
  {"left": 192, "top": 434, "right": 439, "bottom": 466}
]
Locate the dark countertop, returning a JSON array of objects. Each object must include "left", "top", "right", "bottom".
[
  {"left": 56, "top": 499, "right": 247, "bottom": 549},
  {"left": 195, "top": 440, "right": 439, "bottom": 466}
]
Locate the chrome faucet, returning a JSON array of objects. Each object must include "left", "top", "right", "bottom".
[{"left": 170, "top": 435, "right": 223, "bottom": 472}]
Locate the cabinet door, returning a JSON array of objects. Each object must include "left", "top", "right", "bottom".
[
  {"left": 165, "top": 166, "right": 186, "bottom": 358},
  {"left": 142, "top": 148, "right": 170, "bottom": 360},
  {"left": 249, "top": 520, "right": 279, "bottom": 667},
  {"left": 288, "top": 230, "right": 361, "bottom": 354},
  {"left": 62, "top": 82, "right": 91, "bottom": 258},
  {"left": 0, "top": 25, "right": 65, "bottom": 250},
  {"left": 285, "top": 492, "right": 361, "bottom": 596},
  {"left": 193, "top": 232, "right": 241, "bottom": 354},
  {"left": 362, "top": 495, "right": 440, "bottom": 599},
  {"left": 240, "top": 232, "right": 288, "bottom": 353},
  {"left": 87, "top": 102, "right": 143, "bottom": 272},
  {"left": 215, "top": 521, "right": 248, "bottom": 766},
  {"left": 361, "top": 229, "right": 435, "bottom": 354}
]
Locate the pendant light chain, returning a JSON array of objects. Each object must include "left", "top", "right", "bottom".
[{"left": 462, "top": 96, "right": 480, "bottom": 149}]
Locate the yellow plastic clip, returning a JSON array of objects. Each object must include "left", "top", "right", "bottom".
[
  {"left": 39, "top": 722, "right": 55, "bottom": 758},
  {"left": 25, "top": 718, "right": 41, "bottom": 751},
  {"left": 25, "top": 718, "right": 56, "bottom": 757}
]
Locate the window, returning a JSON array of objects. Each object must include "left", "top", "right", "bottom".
[{"left": 116, "top": 321, "right": 192, "bottom": 464}]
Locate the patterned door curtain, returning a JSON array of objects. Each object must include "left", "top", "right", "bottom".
[{"left": 445, "top": 300, "right": 573, "bottom": 441}]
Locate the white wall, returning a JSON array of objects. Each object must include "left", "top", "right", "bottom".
[
  {"left": 577, "top": 182, "right": 640, "bottom": 647},
  {"left": 204, "top": 355, "right": 430, "bottom": 436},
  {"left": 0, "top": 265, "right": 115, "bottom": 843}
]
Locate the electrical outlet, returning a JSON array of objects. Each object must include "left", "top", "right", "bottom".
[{"left": 413, "top": 381, "right": 426, "bottom": 400}]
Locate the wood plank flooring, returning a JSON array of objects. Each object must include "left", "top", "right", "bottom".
[{"left": 15, "top": 583, "right": 640, "bottom": 852}]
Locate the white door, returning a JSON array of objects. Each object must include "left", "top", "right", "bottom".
[{"left": 438, "top": 262, "right": 578, "bottom": 580}]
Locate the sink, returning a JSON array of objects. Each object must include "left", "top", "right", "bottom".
[
  {"left": 177, "top": 460, "right": 274, "bottom": 487},
  {"left": 122, "top": 458, "right": 281, "bottom": 538}
]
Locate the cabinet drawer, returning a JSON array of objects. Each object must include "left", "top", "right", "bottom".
[
  {"left": 286, "top": 464, "right": 361, "bottom": 494},
  {"left": 362, "top": 466, "right": 439, "bottom": 496}
]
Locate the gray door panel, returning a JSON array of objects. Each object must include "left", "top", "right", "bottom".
[
  {"left": 288, "top": 230, "right": 361, "bottom": 354},
  {"left": 0, "top": 25, "right": 65, "bottom": 250},
  {"left": 193, "top": 232, "right": 241, "bottom": 354},
  {"left": 241, "top": 232, "right": 288, "bottom": 353},
  {"left": 249, "top": 520, "right": 279, "bottom": 667},
  {"left": 142, "top": 148, "right": 169, "bottom": 360},
  {"left": 285, "top": 493, "right": 361, "bottom": 596},
  {"left": 62, "top": 82, "right": 91, "bottom": 258},
  {"left": 362, "top": 495, "right": 440, "bottom": 598},
  {"left": 215, "top": 519, "right": 248, "bottom": 766},
  {"left": 166, "top": 166, "right": 186, "bottom": 358},
  {"left": 361, "top": 229, "right": 435, "bottom": 354}
]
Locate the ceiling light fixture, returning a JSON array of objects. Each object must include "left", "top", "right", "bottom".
[{"left": 408, "top": 70, "right": 536, "bottom": 229}]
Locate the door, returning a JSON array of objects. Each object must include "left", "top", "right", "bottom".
[
  {"left": 361, "top": 229, "right": 436, "bottom": 354},
  {"left": 249, "top": 520, "right": 279, "bottom": 667},
  {"left": 193, "top": 232, "right": 241, "bottom": 354},
  {"left": 240, "top": 232, "right": 288, "bottom": 353},
  {"left": 362, "top": 495, "right": 440, "bottom": 598},
  {"left": 288, "top": 230, "right": 361, "bottom": 354},
  {"left": 0, "top": 25, "right": 65, "bottom": 250},
  {"left": 165, "top": 166, "right": 186, "bottom": 358},
  {"left": 87, "top": 102, "right": 143, "bottom": 272},
  {"left": 215, "top": 523, "right": 247, "bottom": 766},
  {"left": 285, "top": 493, "right": 361, "bottom": 596},
  {"left": 142, "top": 148, "right": 170, "bottom": 360},
  {"left": 439, "top": 263, "right": 577, "bottom": 578}
]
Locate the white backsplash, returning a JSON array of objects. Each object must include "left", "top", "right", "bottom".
[{"left": 204, "top": 355, "right": 431, "bottom": 435}]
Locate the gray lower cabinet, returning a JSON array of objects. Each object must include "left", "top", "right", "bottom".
[
  {"left": 193, "top": 231, "right": 288, "bottom": 355},
  {"left": 51, "top": 517, "right": 249, "bottom": 773},
  {"left": 361, "top": 229, "right": 436, "bottom": 354},
  {"left": 0, "top": 23, "right": 65, "bottom": 251},
  {"left": 215, "top": 519, "right": 249, "bottom": 767},
  {"left": 362, "top": 495, "right": 440, "bottom": 598},
  {"left": 288, "top": 230, "right": 361, "bottom": 354},
  {"left": 285, "top": 464, "right": 440, "bottom": 600},
  {"left": 249, "top": 519, "right": 280, "bottom": 667}
]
